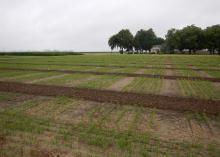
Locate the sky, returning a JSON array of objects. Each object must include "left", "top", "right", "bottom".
[{"left": 0, "top": 0, "right": 219, "bottom": 51}]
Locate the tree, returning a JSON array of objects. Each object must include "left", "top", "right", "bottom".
[
  {"left": 134, "top": 29, "right": 157, "bottom": 53},
  {"left": 108, "top": 34, "right": 119, "bottom": 51},
  {"left": 204, "top": 25, "right": 220, "bottom": 54},
  {"left": 165, "top": 28, "right": 179, "bottom": 52},
  {"left": 108, "top": 29, "right": 134, "bottom": 53},
  {"left": 108, "top": 25, "right": 220, "bottom": 55},
  {"left": 154, "top": 37, "right": 165, "bottom": 45},
  {"left": 144, "top": 29, "right": 157, "bottom": 51},
  {"left": 179, "top": 25, "right": 204, "bottom": 53},
  {"left": 117, "top": 29, "right": 134, "bottom": 52},
  {"left": 134, "top": 29, "right": 145, "bottom": 52},
  {"left": 165, "top": 26, "right": 204, "bottom": 54}
]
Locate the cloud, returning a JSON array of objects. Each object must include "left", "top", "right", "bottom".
[{"left": 0, "top": 0, "right": 219, "bottom": 51}]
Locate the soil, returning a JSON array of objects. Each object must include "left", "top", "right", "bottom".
[
  {"left": 214, "top": 82, "right": 220, "bottom": 89},
  {"left": 0, "top": 135, "right": 6, "bottom": 147},
  {"left": 30, "top": 149, "right": 54, "bottom": 157},
  {"left": 160, "top": 66, "right": 182, "bottom": 96},
  {"left": 107, "top": 69, "right": 144, "bottom": 91},
  {"left": 1, "top": 61, "right": 220, "bottom": 72},
  {"left": 107, "top": 77, "right": 134, "bottom": 91},
  {"left": 196, "top": 71, "right": 212, "bottom": 78},
  {"left": 1, "top": 67, "right": 220, "bottom": 82},
  {"left": 152, "top": 109, "right": 219, "bottom": 142},
  {"left": 0, "top": 81, "right": 219, "bottom": 114}
]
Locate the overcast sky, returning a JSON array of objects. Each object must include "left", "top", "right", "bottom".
[{"left": 0, "top": 0, "right": 219, "bottom": 51}]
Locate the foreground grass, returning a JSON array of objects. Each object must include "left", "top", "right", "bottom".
[{"left": 1, "top": 95, "right": 219, "bottom": 156}]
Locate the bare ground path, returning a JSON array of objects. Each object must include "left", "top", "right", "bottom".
[
  {"left": 107, "top": 69, "right": 145, "bottom": 91},
  {"left": 107, "top": 77, "right": 134, "bottom": 91},
  {"left": 160, "top": 65, "right": 182, "bottom": 97}
]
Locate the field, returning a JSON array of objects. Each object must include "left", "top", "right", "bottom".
[{"left": 0, "top": 54, "right": 220, "bottom": 157}]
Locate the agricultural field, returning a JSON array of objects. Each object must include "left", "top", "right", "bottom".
[{"left": 0, "top": 54, "right": 220, "bottom": 157}]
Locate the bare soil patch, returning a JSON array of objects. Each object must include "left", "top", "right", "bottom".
[
  {"left": 30, "top": 149, "right": 55, "bottom": 157},
  {"left": 1, "top": 67, "right": 220, "bottom": 82},
  {"left": 151, "top": 109, "right": 220, "bottom": 143},
  {"left": 107, "top": 69, "right": 145, "bottom": 91},
  {"left": 160, "top": 66, "right": 182, "bottom": 97},
  {"left": 107, "top": 77, "right": 134, "bottom": 91},
  {"left": 0, "top": 135, "right": 6, "bottom": 148},
  {"left": 0, "top": 81, "right": 219, "bottom": 114},
  {"left": 196, "top": 71, "right": 212, "bottom": 78}
]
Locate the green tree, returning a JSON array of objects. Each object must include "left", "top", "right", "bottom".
[
  {"left": 154, "top": 37, "right": 165, "bottom": 45},
  {"left": 165, "top": 29, "right": 178, "bottom": 53},
  {"left": 165, "top": 26, "right": 204, "bottom": 54},
  {"left": 204, "top": 25, "right": 220, "bottom": 54},
  {"left": 179, "top": 25, "right": 204, "bottom": 53},
  {"left": 134, "top": 29, "right": 157, "bottom": 53},
  {"left": 108, "top": 29, "right": 134, "bottom": 53}
]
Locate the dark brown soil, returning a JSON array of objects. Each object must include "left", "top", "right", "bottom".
[
  {"left": 30, "top": 149, "right": 54, "bottom": 157},
  {"left": 1, "top": 67, "right": 220, "bottom": 82},
  {"left": 0, "top": 81, "right": 219, "bottom": 114},
  {"left": 0, "top": 61, "right": 220, "bottom": 72},
  {"left": 0, "top": 135, "right": 6, "bottom": 147}
]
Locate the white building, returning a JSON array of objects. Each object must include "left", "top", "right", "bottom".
[{"left": 151, "top": 45, "right": 162, "bottom": 53}]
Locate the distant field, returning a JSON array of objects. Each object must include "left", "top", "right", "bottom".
[{"left": 0, "top": 54, "right": 220, "bottom": 156}]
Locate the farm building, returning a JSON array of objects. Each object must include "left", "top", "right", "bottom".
[{"left": 151, "top": 45, "right": 162, "bottom": 53}]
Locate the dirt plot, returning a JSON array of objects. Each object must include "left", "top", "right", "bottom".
[
  {"left": 107, "top": 77, "right": 134, "bottom": 91},
  {"left": 0, "top": 81, "right": 219, "bottom": 114},
  {"left": 160, "top": 67, "right": 182, "bottom": 97},
  {"left": 0, "top": 135, "right": 6, "bottom": 148},
  {"left": 107, "top": 69, "right": 145, "bottom": 91},
  {"left": 1, "top": 67, "right": 220, "bottom": 82},
  {"left": 1, "top": 61, "right": 220, "bottom": 71}
]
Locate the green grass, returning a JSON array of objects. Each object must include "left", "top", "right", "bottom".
[
  {"left": 178, "top": 80, "right": 220, "bottom": 100},
  {"left": 123, "top": 77, "right": 163, "bottom": 94},
  {"left": 0, "top": 70, "right": 30, "bottom": 79},
  {"left": 78, "top": 75, "right": 123, "bottom": 89},
  {"left": 7, "top": 72, "right": 61, "bottom": 82},
  {"left": 207, "top": 71, "right": 220, "bottom": 78},
  {"left": 0, "top": 54, "right": 219, "bottom": 66}
]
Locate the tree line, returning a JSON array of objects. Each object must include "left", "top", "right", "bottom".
[{"left": 108, "top": 24, "right": 220, "bottom": 54}]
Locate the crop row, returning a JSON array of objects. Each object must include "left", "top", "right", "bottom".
[{"left": 0, "top": 68, "right": 219, "bottom": 100}]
